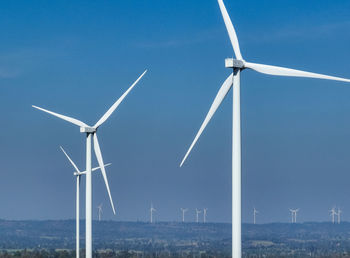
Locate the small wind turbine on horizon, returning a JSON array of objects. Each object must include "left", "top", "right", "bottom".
[
  {"left": 289, "top": 209, "right": 299, "bottom": 224},
  {"left": 330, "top": 207, "right": 337, "bottom": 224},
  {"left": 195, "top": 209, "right": 202, "bottom": 223},
  {"left": 180, "top": 208, "right": 188, "bottom": 222},
  {"left": 337, "top": 208, "right": 342, "bottom": 224},
  {"left": 60, "top": 146, "right": 111, "bottom": 258},
  {"left": 97, "top": 204, "right": 103, "bottom": 222},
  {"left": 203, "top": 208, "right": 208, "bottom": 223},
  {"left": 33, "top": 70, "right": 147, "bottom": 258},
  {"left": 179, "top": 0, "right": 350, "bottom": 256},
  {"left": 253, "top": 208, "right": 259, "bottom": 225},
  {"left": 150, "top": 203, "right": 156, "bottom": 224}
]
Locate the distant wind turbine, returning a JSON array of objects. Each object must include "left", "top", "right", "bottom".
[
  {"left": 179, "top": 0, "right": 350, "bottom": 255},
  {"left": 337, "top": 208, "right": 342, "bottom": 224},
  {"left": 195, "top": 209, "right": 202, "bottom": 223},
  {"left": 180, "top": 208, "right": 188, "bottom": 222},
  {"left": 33, "top": 70, "right": 147, "bottom": 258},
  {"left": 253, "top": 208, "right": 259, "bottom": 225},
  {"left": 150, "top": 203, "right": 156, "bottom": 223},
  {"left": 97, "top": 204, "right": 103, "bottom": 222},
  {"left": 60, "top": 146, "right": 111, "bottom": 258},
  {"left": 330, "top": 207, "right": 337, "bottom": 224},
  {"left": 203, "top": 208, "right": 208, "bottom": 223},
  {"left": 289, "top": 209, "right": 299, "bottom": 223}
]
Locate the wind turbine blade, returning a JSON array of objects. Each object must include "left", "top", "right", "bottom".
[
  {"left": 180, "top": 73, "right": 234, "bottom": 167},
  {"left": 93, "top": 134, "right": 116, "bottom": 215},
  {"left": 91, "top": 163, "right": 112, "bottom": 172},
  {"left": 32, "top": 105, "right": 88, "bottom": 128},
  {"left": 94, "top": 70, "right": 147, "bottom": 128},
  {"left": 79, "top": 163, "right": 112, "bottom": 175},
  {"left": 245, "top": 62, "right": 350, "bottom": 83},
  {"left": 217, "top": 0, "right": 243, "bottom": 60},
  {"left": 60, "top": 146, "right": 81, "bottom": 173}
]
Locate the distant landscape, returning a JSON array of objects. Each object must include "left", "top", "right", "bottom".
[{"left": 0, "top": 220, "right": 350, "bottom": 257}]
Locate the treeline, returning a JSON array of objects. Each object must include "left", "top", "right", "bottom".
[{"left": 0, "top": 249, "right": 230, "bottom": 258}]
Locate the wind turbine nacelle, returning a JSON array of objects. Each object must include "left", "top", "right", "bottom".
[
  {"left": 225, "top": 58, "right": 245, "bottom": 69},
  {"left": 80, "top": 127, "right": 96, "bottom": 133}
]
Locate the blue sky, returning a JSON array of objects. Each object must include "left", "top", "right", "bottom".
[{"left": 0, "top": 0, "right": 350, "bottom": 223}]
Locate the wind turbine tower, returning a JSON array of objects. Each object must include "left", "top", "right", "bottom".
[
  {"left": 180, "top": 208, "right": 188, "bottom": 222},
  {"left": 150, "top": 203, "right": 156, "bottom": 223},
  {"left": 33, "top": 70, "right": 147, "bottom": 258},
  {"left": 97, "top": 204, "right": 103, "bottom": 222},
  {"left": 330, "top": 208, "right": 337, "bottom": 224},
  {"left": 203, "top": 208, "right": 208, "bottom": 223},
  {"left": 289, "top": 209, "right": 294, "bottom": 223},
  {"left": 289, "top": 209, "right": 299, "bottom": 223},
  {"left": 195, "top": 209, "right": 202, "bottom": 223},
  {"left": 60, "top": 146, "right": 111, "bottom": 258},
  {"left": 179, "top": 0, "right": 350, "bottom": 256},
  {"left": 253, "top": 208, "right": 259, "bottom": 225},
  {"left": 338, "top": 208, "right": 342, "bottom": 224}
]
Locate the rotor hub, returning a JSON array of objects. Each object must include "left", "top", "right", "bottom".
[
  {"left": 225, "top": 58, "right": 245, "bottom": 69},
  {"left": 80, "top": 127, "right": 96, "bottom": 133}
]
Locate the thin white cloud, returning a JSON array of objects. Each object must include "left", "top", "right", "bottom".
[
  {"left": 134, "top": 28, "right": 220, "bottom": 49},
  {"left": 0, "top": 42, "right": 71, "bottom": 80},
  {"left": 247, "top": 20, "right": 350, "bottom": 43}
]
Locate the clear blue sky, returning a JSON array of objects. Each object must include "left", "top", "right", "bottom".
[{"left": 0, "top": 0, "right": 350, "bottom": 223}]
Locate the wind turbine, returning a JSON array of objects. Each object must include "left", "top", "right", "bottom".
[
  {"left": 179, "top": 0, "right": 350, "bottom": 256},
  {"left": 59, "top": 146, "right": 111, "bottom": 258},
  {"left": 97, "top": 204, "right": 103, "bottom": 222},
  {"left": 180, "top": 208, "right": 188, "bottom": 222},
  {"left": 253, "top": 208, "right": 258, "bottom": 225},
  {"left": 195, "top": 209, "right": 202, "bottom": 223},
  {"left": 33, "top": 70, "right": 147, "bottom": 258},
  {"left": 289, "top": 209, "right": 299, "bottom": 223},
  {"left": 337, "top": 208, "right": 342, "bottom": 224},
  {"left": 150, "top": 203, "right": 156, "bottom": 223},
  {"left": 289, "top": 209, "right": 294, "bottom": 223},
  {"left": 203, "top": 208, "right": 208, "bottom": 223},
  {"left": 330, "top": 207, "right": 337, "bottom": 224}
]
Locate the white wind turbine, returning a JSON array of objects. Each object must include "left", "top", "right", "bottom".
[
  {"left": 180, "top": 208, "right": 188, "bottom": 222},
  {"left": 203, "top": 208, "right": 208, "bottom": 223},
  {"left": 337, "top": 208, "right": 342, "bottom": 224},
  {"left": 150, "top": 203, "right": 156, "bottom": 223},
  {"left": 330, "top": 207, "right": 337, "bottom": 224},
  {"left": 289, "top": 209, "right": 299, "bottom": 223},
  {"left": 289, "top": 209, "right": 293, "bottom": 223},
  {"left": 33, "top": 70, "right": 147, "bottom": 258},
  {"left": 253, "top": 208, "right": 258, "bottom": 225},
  {"left": 60, "top": 146, "right": 111, "bottom": 258},
  {"left": 179, "top": 0, "right": 350, "bottom": 256},
  {"left": 97, "top": 204, "right": 103, "bottom": 222},
  {"left": 195, "top": 209, "right": 202, "bottom": 223}
]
